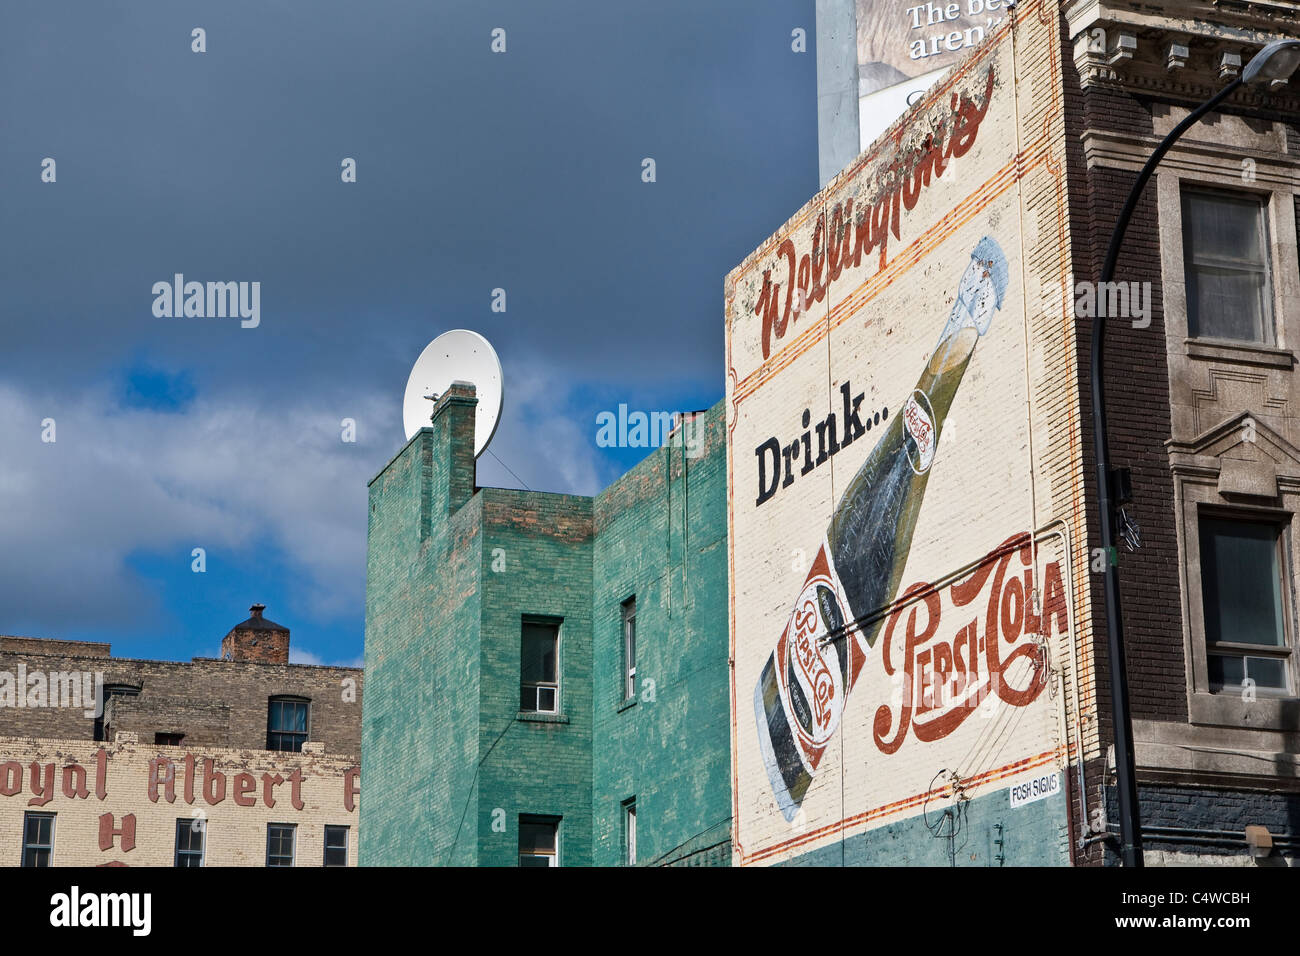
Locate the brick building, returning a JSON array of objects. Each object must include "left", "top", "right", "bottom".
[
  {"left": 363, "top": 0, "right": 1300, "bottom": 867},
  {"left": 728, "top": 0, "right": 1300, "bottom": 867},
  {"left": 1062, "top": 0, "right": 1300, "bottom": 867},
  {"left": 0, "top": 606, "right": 362, "bottom": 866},
  {"left": 362, "top": 387, "right": 731, "bottom": 866}
]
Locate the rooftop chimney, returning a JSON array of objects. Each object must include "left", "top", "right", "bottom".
[
  {"left": 426, "top": 381, "right": 478, "bottom": 524},
  {"left": 221, "top": 603, "right": 290, "bottom": 664}
]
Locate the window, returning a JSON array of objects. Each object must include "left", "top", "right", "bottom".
[
  {"left": 324, "top": 826, "right": 349, "bottom": 867},
  {"left": 266, "top": 697, "right": 309, "bottom": 752},
  {"left": 1199, "top": 516, "right": 1292, "bottom": 695},
  {"left": 520, "top": 620, "right": 559, "bottom": 714},
  {"left": 518, "top": 815, "right": 560, "bottom": 867},
  {"left": 156, "top": 732, "right": 185, "bottom": 746},
  {"left": 266, "top": 824, "right": 296, "bottom": 867},
  {"left": 22, "top": 813, "right": 54, "bottom": 867},
  {"left": 93, "top": 684, "right": 140, "bottom": 742},
  {"left": 174, "top": 818, "right": 205, "bottom": 867},
  {"left": 623, "top": 798, "right": 637, "bottom": 866},
  {"left": 1182, "top": 189, "right": 1273, "bottom": 344},
  {"left": 622, "top": 597, "right": 637, "bottom": 701}
]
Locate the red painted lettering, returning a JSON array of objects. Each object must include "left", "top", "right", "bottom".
[
  {"left": 99, "top": 812, "right": 136, "bottom": 852},
  {"left": 233, "top": 772, "right": 257, "bottom": 807}
]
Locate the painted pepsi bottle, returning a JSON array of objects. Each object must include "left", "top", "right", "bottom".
[{"left": 755, "top": 236, "right": 1008, "bottom": 820}]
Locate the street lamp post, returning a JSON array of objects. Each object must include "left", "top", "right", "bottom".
[{"left": 1091, "top": 38, "right": 1300, "bottom": 868}]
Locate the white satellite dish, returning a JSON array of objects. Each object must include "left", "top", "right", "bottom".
[{"left": 402, "top": 329, "right": 504, "bottom": 457}]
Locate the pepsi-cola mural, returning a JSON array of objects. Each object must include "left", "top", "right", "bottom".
[{"left": 726, "top": 5, "right": 1083, "bottom": 865}]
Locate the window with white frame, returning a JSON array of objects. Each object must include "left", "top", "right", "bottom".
[
  {"left": 1181, "top": 188, "right": 1274, "bottom": 344},
  {"left": 623, "top": 798, "right": 637, "bottom": 866},
  {"left": 520, "top": 620, "right": 559, "bottom": 714},
  {"left": 622, "top": 596, "right": 637, "bottom": 701},
  {"left": 1198, "top": 515, "right": 1293, "bottom": 696},
  {"left": 518, "top": 815, "right": 560, "bottom": 867},
  {"left": 266, "top": 823, "right": 296, "bottom": 867},
  {"left": 22, "top": 813, "right": 54, "bottom": 867}
]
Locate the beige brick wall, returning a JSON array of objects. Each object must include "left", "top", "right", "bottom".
[
  {"left": 0, "top": 734, "right": 359, "bottom": 867},
  {"left": 724, "top": 0, "right": 1091, "bottom": 865}
]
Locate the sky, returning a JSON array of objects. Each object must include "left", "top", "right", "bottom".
[{"left": 0, "top": 0, "right": 819, "bottom": 665}]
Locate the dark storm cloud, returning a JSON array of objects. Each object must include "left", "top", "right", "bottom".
[{"left": 0, "top": 0, "right": 817, "bottom": 648}]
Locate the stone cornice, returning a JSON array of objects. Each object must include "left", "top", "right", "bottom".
[
  {"left": 1064, "top": 0, "right": 1300, "bottom": 112},
  {"left": 1079, "top": 128, "right": 1299, "bottom": 182}
]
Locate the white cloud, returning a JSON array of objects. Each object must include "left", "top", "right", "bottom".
[
  {"left": 0, "top": 382, "right": 383, "bottom": 633},
  {"left": 474, "top": 365, "right": 611, "bottom": 496},
  {"left": 0, "top": 372, "right": 614, "bottom": 641}
]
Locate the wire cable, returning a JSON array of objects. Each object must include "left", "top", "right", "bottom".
[
  {"left": 487, "top": 447, "right": 531, "bottom": 491},
  {"left": 444, "top": 713, "right": 517, "bottom": 864}
]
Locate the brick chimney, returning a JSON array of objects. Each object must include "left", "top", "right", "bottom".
[
  {"left": 221, "top": 603, "right": 290, "bottom": 664},
  {"left": 426, "top": 381, "right": 478, "bottom": 523}
]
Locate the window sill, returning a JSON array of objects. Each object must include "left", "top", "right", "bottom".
[
  {"left": 517, "top": 711, "right": 569, "bottom": 725},
  {"left": 616, "top": 698, "right": 637, "bottom": 714},
  {"left": 1184, "top": 338, "right": 1294, "bottom": 369},
  {"left": 1188, "top": 690, "right": 1300, "bottom": 732},
  {"left": 1132, "top": 718, "right": 1300, "bottom": 789}
]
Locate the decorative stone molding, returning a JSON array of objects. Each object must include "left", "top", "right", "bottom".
[
  {"left": 1167, "top": 411, "right": 1300, "bottom": 488},
  {"left": 1165, "top": 413, "right": 1300, "bottom": 740},
  {"left": 1165, "top": 39, "right": 1190, "bottom": 72},
  {"left": 1218, "top": 456, "right": 1278, "bottom": 499},
  {"left": 1064, "top": 0, "right": 1300, "bottom": 111},
  {"left": 1131, "top": 719, "right": 1300, "bottom": 790},
  {"left": 1218, "top": 48, "right": 1242, "bottom": 80},
  {"left": 1109, "top": 31, "right": 1137, "bottom": 65}
]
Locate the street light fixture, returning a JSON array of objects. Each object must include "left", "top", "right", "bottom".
[
  {"left": 1244, "top": 38, "right": 1300, "bottom": 87},
  {"left": 1090, "top": 37, "right": 1300, "bottom": 869}
]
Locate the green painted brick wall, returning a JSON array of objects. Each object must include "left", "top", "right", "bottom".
[
  {"left": 363, "top": 392, "right": 732, "bottom": 866},
  {"left": 475, "top": 489, "right": 595, "bottom": 867},
  {"left": 362, "top": 393, "right": 485, "bottom": 866},
  {"left": 779, "top": 786, "right": 1070, "bottom": 867},
  {"left": 591, "top": 403, "right": 732, "bottom": 866},
  {"left": 363, "top": 392, "right": 1065, "bottom": 868}
]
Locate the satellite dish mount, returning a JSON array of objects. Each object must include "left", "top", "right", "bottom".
[{"left": 402, "top": 329, "right": 504, "bottom": 459}]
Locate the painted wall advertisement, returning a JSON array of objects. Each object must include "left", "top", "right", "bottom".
[
  {"left": 856, "top": 0, "right": 1009, "bottom": 148},
  {"left": 0, "top": 739, "right": 360, "bottom": 866},
  {"left": 726, "top": 9, "right": 1076, "bottom": 865}
]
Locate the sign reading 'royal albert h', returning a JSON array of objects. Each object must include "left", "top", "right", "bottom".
[
  {"left": 725, "top": 4, "right": 1079, "bottom": 865},
  {"left": 0, "top": 740, "right": 360, "bottom": 865}
]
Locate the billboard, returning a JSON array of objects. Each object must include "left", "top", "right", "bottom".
[
  {"left": 856, "top": 0, "right": 1008, "bottom": 150},
  {"left": 726, "top": 4, "right": 1085, "bottom": 865}
]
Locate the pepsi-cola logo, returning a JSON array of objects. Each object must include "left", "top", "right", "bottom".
[
  {"left": 903, "top": 391, "right": 936, "bottom": 473},
  {"left": 785, "top": 573, "right": 847, "bottom": 747}
]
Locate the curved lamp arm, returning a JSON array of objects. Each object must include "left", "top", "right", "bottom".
[{"left": 1087, "top": 36, "right": 1300, "bottom": 869}]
